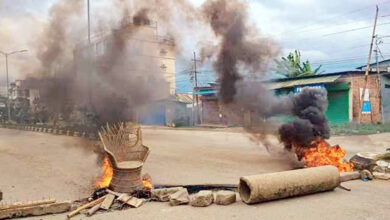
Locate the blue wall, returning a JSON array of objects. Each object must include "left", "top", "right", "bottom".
[{"left": 138, "top": 102, "right": 166, "bottom": 125}]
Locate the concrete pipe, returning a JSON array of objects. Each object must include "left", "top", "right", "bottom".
[{"left": 239, "top": 165, "right": 340, "bottom": 204}]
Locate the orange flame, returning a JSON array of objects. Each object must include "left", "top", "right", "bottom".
[
  {"left": 142, "top": 173, "right": 153, "bottom": 190},
  {"left": 142, "top": 180, "right": 153, "bottom": 190},
  {"left": 95, "top": 156, "right": 113, "bottom": 188},
  {"left": 299, "top": 140, "right": 353, "bottom": 172}
]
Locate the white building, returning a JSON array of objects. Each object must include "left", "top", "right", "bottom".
[{"left": 74, "top": 17, "right": 176, "bottom": 95}]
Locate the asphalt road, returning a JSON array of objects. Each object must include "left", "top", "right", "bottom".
[{"left": 0, "top": 127, "right": 389, "bottom": 219}]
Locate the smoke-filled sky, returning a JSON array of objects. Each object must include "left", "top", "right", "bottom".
[
  {"left": 191, "top": 1, "right": 390, "bottom": 69},
  {"left": 1, "top": 0, "right": 390, "bottom": 94},
  {"left": 185, "top": 0, "right": 390, "bottom": 91}
]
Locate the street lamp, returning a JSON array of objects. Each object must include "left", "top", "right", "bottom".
[{"left": 0, "top": 49, "right": 28, "bottom": 122}]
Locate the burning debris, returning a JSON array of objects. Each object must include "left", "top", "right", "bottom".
[
  {"left": 67, "top": 185, "right": 238, "bottom": 218},
  {"left": 87, "top": 119, "right": 240, "bottom": 215},
  {"left": 197, "top": 0, "right": 352, "bottom": 172},
  {"left": 5, "top": 0, "right": 390, "bottom": 217},
  {"left": 66, "top": 123, "right": 153, "bottom": 218},
  {"left": 67, "top": 189, "right": 148, "bottom": 218},
  {"left": 297, "top": 140, "right": 353, "bottom": 172},
  {"left": 98, "top": 122, "right": 150, "bottom": 193},
  {"left": 95, "top": 156, "right": 113, "bottom": 189},
  {"left": 237, "top": 87, "right": 353, "bottom": 172},
  {"left": 279, "top": 88, "right": 330, "bottom": 151},
  {"left": 277, "top": 88, "right": 353, "bottom": 172}
]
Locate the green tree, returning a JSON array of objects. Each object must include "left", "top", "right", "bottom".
[{"left": 274, "top": 50, "right": 322, "bottom": 78}]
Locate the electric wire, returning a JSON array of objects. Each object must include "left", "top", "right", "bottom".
[
  {"left": 323, "top": 21, "right": 390, "bottom": 36},
  {"left": 276, "top": 0, "right": 390, "bottom": 36}
]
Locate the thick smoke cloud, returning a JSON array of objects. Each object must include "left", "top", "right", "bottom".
[
  {"left": 235, "top": 80, "right": 292, "bottom": 117},
  {"left": 23, "top": 0, "right": 83, "bottom": 125},
  {"left": 85, "top": 8, "right": 168, "bottom": 126},
  {"left": 9, "top": 0, "right": 331, "bottom": 157},
  {"left": 201, "top": 0, "right": 278, "bottom": 104},
  {"left": 199, "top": 0, "right": 330, "bottom": 154},
  {"left": 25, "top": 0, "right": 168, "bottom": 129},
  {"left": 36, "top": 0, "right": 83, "bottom": 77},
  {"left": 279, "top": 88, "right": 330, "bottom": 150}
]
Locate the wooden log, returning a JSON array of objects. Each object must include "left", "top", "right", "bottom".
[
  {"left": 0, "top": 199, "right": 56, "bottom": 210},
  {"left": 67, "top": 195, "right": 107, "bottom": 218},
  {"left": 0, "top": 201, "right": 71, "bottom": 219},
  {"left": 86, "top": 203, "right": 101, "bottom": 216},
  {"left": 100, "top": 194, "right": 115, "bottom": 210}
]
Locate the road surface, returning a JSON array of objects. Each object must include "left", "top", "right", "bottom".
[{"left": 0, "top": 127, "right": 389, "bottom": 219}]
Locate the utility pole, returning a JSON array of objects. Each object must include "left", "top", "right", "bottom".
[
  {"left": 358, "top": 5, "right": 379, "bottom": 124},
  {"left": 87, "top": 0, "right": 92, "bottom": 107},
  {"left": 87, "top": 0, "right": 91, "bottom": 44},
  {"left": 5, "top": 55, "right": 9, "bottom": 122},
  {"left": 375, "top": 35, "right": 384, "bottom": 123},
  {"left": 0, "top": 50, "right": 28, "bottom": 122},
  {"left": 192, "top": 52, "right": 200, "bottom": 125}
]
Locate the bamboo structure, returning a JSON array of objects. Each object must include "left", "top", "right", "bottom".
[{"left": 99, "top": 122, "right": 150, "bottom": 193}]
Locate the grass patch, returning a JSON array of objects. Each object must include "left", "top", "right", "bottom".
[{"left": 331, "top": 123, "right": 390, "bottom": 136}]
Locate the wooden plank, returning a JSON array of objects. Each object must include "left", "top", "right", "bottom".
[
  {"left": 86, "top": 203, "right": 101, "bottom": 216},
  {"left": 106, "top": 189, "right": 122, "bottom": 197},
  {"left": 100, "top": 194, "right": 115, "bottom": 210},
  {"left": 117, "top": 194, "right": 145, "bottom": 208},
  {"left": 0, "top": 199, "right": 56, "bottom": 210},
  {"left": 67, "top": 195, "right": 106, "bottom": 218},
  {"left": 0, "top": 201, "right": 71, "bottom": 219}
]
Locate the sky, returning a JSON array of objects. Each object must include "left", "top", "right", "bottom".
[
  {"left": 179, "top": 0, "right": 390, "bottom": 92},
  {"left": 1, "top": 0, "right": 390, "bottom": 94}
]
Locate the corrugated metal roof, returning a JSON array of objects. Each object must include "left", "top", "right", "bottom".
[
  {"left": 357, "top": 59, "right": 390, "bottom": 69},
  {"left": 263, "top": 75, "right": 341, "bottom": 89},
  {"left": 194, "top": 90, "right": 216, "bottom": 95}
]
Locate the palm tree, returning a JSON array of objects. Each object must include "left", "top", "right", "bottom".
[{"left": 274, "top": 50, "right": 322, "bottom": 78}]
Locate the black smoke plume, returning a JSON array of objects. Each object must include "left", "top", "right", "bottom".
[
  {"left": 279, "top": 88, "right": 330, "bottom": 150},
  {"left": 11, "top": 0, "right": 331, "bottom": 156},
  {"left": 200, "top": 0, "right": 330, "bottom": 155},
  {"left": 201, "top": 0, "right": 277, "bottom": 104}
]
